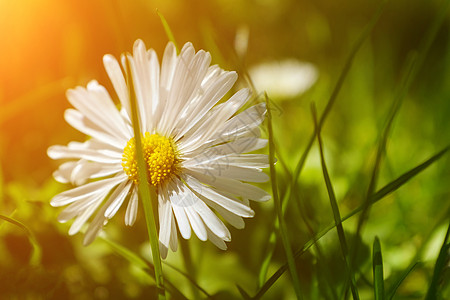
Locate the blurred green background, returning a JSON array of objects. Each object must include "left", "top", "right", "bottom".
[{"left": 0, "top": 0, "right": 449, "bottom": 299}]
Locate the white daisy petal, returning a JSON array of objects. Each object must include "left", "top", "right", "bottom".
[
  {"left": 53, "top": 161, "right": 77, "bottom": 184},
  {"left": 50, "top": 175, "right": 125, "bottom": 207},
  {"left": 184, "top": 175, "right": 255, "bottom": 217},
  {"left": 207, "top": 103, "right": 267, "bottom": 146},
  {"left": 57, "top": 192, "right": 106, "bottom": 223},
  {"left": 186, "top": 169, "right": 271, "bottom": 202},
  {"left": 227, "top": 154, "right": 270, "bottom": 168},
  {"left": 158, "top": 44, "right": 197, "bottom": 135},
  {"left": 175, "top": 88, "right": 250, "bottom": 142},
  {"left": 183, "top": 137, "right": 268, "bottom": 161},
  {"left": 70, "top": 161, "right": 122, "bottom": 186},
  {"left": 125, "top": 190, "right": 138, "bottom": 226},
  {"left": 169, "top": 214, "right": 178, "bottom": 252},
  {"left": 68, "top": 198, "right": 103, "bottom": 236},
  {"left": 83, "top": 193, "right": 117, "bottom": 245},
  {"left": 186, "top": 153, "right": 269, "bottom": 169},
  {"left": 104, "top": 180, "right": 133, "bottom": 219},
  {"left": 206, "top": 227, "right": 228, "bottom": 250},
  {"left": 171, "top": 204, "right": 192, "bottom": 239},
  {"left": 212, "top": 204, "right": 245, "bottom": 229},
  {"left": 65, "top": 109, "right": 127, "bottom": 149},
  {"left": 176, "top": 71, "right": 238, "bottom": 151},
  {"left": 127, "top": 45, "right": 149, "bottom": 130},
  {"left": 47, "top": 144, "right": 121, "bottom": 164},
  {"left": 53, "top": 158, "right": 122, "bottom": 186},
  {"left": 103, "top": 54, "right": 131, "bottom": 120},
  {"left": 171, "top": 53, "right": 233, "bottom": 136},
  {"left": 185, "top": 206, "right": 208, "bottom": 241},
  {"left": 189, "top": 165, "right": 269, "bottom": 183},
  {"left": 169, "top": 178, "right": 230, "bottom": 240},
  {"left": 67, "top": 82, "right": 130, "bottom": 140},
  {"left": 158, "top": 193, "right": 173, "bottom": 258},
  {"left": 193, "top": 199, "right": 231, "bottom": 241},
  {"left": 167, "top": 184, "right": 192, "bottom": 239},
  {"left": 160, "top": 42, "right": 177, "bottom": 93}
]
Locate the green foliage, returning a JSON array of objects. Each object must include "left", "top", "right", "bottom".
[
  {"left": 373, "top": 237, "right": 385, "bottom": 300},
  {"left": 1, "top": 0, "right": 450, "bottom": 299}
]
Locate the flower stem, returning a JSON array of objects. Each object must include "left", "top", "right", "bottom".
[
  {"left": 126, "top": 60, "right": 166, "bottom": 299},
  {"left": 266, "top": 94, "right": 303, "bottom": 299},
  {"left": 180, "top": 237, "right": 201, "bottom": 299}
]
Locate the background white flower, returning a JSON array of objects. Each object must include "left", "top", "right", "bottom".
[
  {"left": 249, "top": 59, "right": 318, "bottom": 98},
  {"left": 48, "top": 40, "right": 270, "bottom": 258}
]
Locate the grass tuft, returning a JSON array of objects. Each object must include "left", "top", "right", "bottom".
[
  {"left": 312, "top": 103, "right": 359, "bottom": 300},
  {"left": 266, "top": 93, "right": 303, "bottom": 299},
  {"left": 0, "top": 214, "right": 41, "bottom": 267}
]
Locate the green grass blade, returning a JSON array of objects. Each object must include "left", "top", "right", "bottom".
[
  {"left": 257, "top": 148, "right": 293, "bottom": 287},
  {"left": 0, "top": 78, "right": 74, "bottom": 124},
  {"left": 179, "top": 238, "right": 201, "bottom": 299},
  {"left": 256, "top": 2, "right": 387, "bottom": 296},
  {"left": 312, "top": 104, "right": 359, "bottom": 300},
  {"left": 255, "top": 146, "right": 448, "bottom": 298},
  {"left": 258, "top": 229, "right": 277, "bottom": 287},
  {"left": 236, "top": 285, "right": 252, "bottom": 299},
  {"left": 254, "top": 264, "right": 289, "bottom": 299},
  {"left": 286, "top": 0, "right": 387, "bottom": 199},
  {"left": 101, "top": 237, "right": 188, "bottom": 300},
  {"left": 367, "top": 147, "right": 449, "bottom": 205},
  {"left": 162, "top": 260, "right": 211, "bottom": 298},
  {"left": 157, "top": 9, "right": 178, "bottom": 52},
  {"left": 102, "top": 236, "right": 153, "bottom": 272},
  {"left": 373, "top": 237, "right": 385, "bottom": 300},
  {"left": 126, "top": 58, "right": 166, "bottom": 299},
  {"left": 353, "top": 0, "right": 450, "bottom": 267},
  {"left": 386, "top": 262, "right": 418, "bottom": 300},
  {"left": 0, "top": 214, "right": 41, "bottom": 267},
  {"left": 266, "top": 94, "right": 303, "bottom": 299},
  {"left": 351, "top": 53, "right": 417, "bottom": 266},
  {"left": 425, "top": 222, "right": 450, "bottom": 300}
]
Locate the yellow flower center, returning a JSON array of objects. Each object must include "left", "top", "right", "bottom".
[{"left": 122, "top": 133, "right": 179, "bottom": 186}]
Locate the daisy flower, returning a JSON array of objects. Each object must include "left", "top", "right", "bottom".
[{"left": 48, "top": 40, "right": 270, "bottom": 257}]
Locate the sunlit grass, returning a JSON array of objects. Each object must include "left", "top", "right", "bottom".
[{"left": 1, "top": 0, "right": 450, "bottom": 299}]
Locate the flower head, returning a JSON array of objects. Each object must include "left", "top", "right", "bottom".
[{"left": 48, "top": 40, "right": 270, "bottom": 257}]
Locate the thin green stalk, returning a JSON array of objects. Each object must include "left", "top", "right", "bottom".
[
  {"left": 352, "top": 54, "right": 417, "bottom": 262},
  {"left": 163, "top": 260, "right": 212, "bottom": 298},
  {"left": 0, "top": 78, "right": 74, "bottom": 124},
  {"left": 157, "top": 9, "right": 178, "bottom": 52},
  {"left": 352, "top": 0, "right": 450, "bottom": 267},
  {"left": 101, "top": 237, "right": 188, "bottom": 299},
  {"left": 257, "top": 2, "right": 387, "bottom": 289},
  {"left": 253, "top": 145, "right": 448, "bottom": 298},
  {"left": 266, "top": 94, "right": 303, "bottom": 299},
  {"left": 284, "top": 0, "right": 388, "bottom": 203},
  {"left": 179, "top": 237, "right": 201, "bottom": 299},
  {"left": 258, "top": 229, "right": 277, "bottom": 287},
  {"left": 312, "top": 104, "right": 359, "bottom": 300},
  {"left": 373, "top": 237, "right": 385, "bottom": 300},
  {"left": 0, "top": 214, "right": 41, "bottom": 267},
  {"left": 387, "top": 262, "right": 418, "bottom": 300},
  {"left": 425, "top": 222, "right": 450, "bottom": 300},
  {"left": 126, "top": 60, "right": 166, "bottom": 299},
  {"left": 296, "top": 197, "right": 339, "bottom": 300},
  {"left": 257, "top": 146, "right": 293, "bottom": 287}
]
